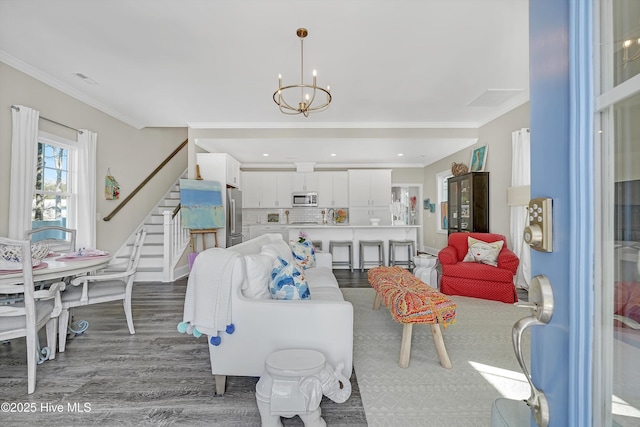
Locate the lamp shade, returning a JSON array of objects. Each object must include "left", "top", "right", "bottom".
[{"left": 507, "top": 185, "right": 531, "bottom": 206}]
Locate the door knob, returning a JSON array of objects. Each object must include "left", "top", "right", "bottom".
[{"left": 512, "top": 274, "right": 553, "bottom": 427}]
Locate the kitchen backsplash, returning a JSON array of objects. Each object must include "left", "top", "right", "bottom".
[{"left": 243, "top": 207, "right": 349, "bottom": 225}]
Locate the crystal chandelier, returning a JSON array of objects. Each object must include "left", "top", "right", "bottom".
[{"left": 273, "top": 28, "right": 331, "bottom": 117}]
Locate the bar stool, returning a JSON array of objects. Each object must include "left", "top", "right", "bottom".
[
  {"left": 359, "top": 240, "right": 384, "bottom": 272},
  {"left": 329, "top": 240, "right": 353, "bottom": 272},
  {"left": 389, "top": 239, "right": 415, "bottom": 269}
]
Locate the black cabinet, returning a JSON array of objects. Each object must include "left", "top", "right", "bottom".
[{"left": 447, "top": 172, "right": 489, "bottom": 234}]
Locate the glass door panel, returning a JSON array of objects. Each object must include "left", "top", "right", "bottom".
[
  {"left": 609, "top": 91, "right": 640, "bottom": 427},
  {"left": 460, "top": 177, "right": 471, "bottom": 231}
]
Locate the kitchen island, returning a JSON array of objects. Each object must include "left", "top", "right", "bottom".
[{"left": 249, "top": 223, "right": 421, "bottom": 269}]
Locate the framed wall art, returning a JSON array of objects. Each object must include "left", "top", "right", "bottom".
[{"left": 469, "top": 145, "right": 488, "bottom": 172}]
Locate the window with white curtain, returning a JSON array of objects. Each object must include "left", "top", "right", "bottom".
[
  {"left": 31, "top": 131, "right": 77, "bottom": 240},
  {"left": 436, "top": 170, "right": 452, "bottom": 233}
]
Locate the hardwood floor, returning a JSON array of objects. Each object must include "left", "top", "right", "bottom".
[
  {"left": 1, "top": 267, "right": 524, "bottom": 426},
  {"left": 0, "top": 275, "right": 366, "bottom": 427}
]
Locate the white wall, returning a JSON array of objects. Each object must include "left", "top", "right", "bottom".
[
  {"left": 422, "top": 102, "right": 530, "bottom": 251},
  {"left": 0, "top": 63, "right": 188, "bottom": 253}
]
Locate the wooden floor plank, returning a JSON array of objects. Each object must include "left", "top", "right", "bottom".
[{"left": 0, "top": 274, "right": 366, "bottom": 426}]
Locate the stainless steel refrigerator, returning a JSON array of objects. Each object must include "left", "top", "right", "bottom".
[{"left": 226, "top": 188, "right": 243, "bottom": 247}]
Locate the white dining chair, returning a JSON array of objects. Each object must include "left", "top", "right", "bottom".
[
  {"left": 25, "top": 225, "right": 76, "bottom": 254},
  {"left": 58, "top": 228, "right": 147, "bottom": 352},
  {"left": 0, "top": 237, "right": 65, "bottom": 394}
]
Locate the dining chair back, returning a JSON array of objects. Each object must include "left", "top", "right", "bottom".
[
  {"left": 58, "top": 228, "right": 147, "bottom": 353},
  {"left": 0, "top": 237, "right": 65, "bottom": 394},
  {"left": 25, "top": 226, "right": 77, "bottom": 254}
]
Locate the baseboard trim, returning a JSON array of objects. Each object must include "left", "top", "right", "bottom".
[
  {"left": 172, "top": 264, "right": 190, "bottom": 282},
  {"left": 420, "top": 246, "right": 440, "bottom": 256}
]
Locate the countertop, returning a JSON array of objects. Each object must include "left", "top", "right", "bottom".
[{"left": 249, "top": 223, "right": 421, "bottom": 228}]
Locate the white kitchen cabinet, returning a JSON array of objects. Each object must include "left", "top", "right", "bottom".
[
  {"left": 226, "top": 155, "right": 241, "bottom": 188},
  {"left": 318, "top": 171, "right": 349, "bottom": 207},
  {"left": 196, "top": 153, "right": 241, "bottom": 188},
  {"left": 292, "top": 172, "right": 319, "bottom": 192},
  {"left": 242, "top": 172, "right": 292, "bottom": 208},
  {"left": 276, "top": 173, "right": 293, "bottom": 207},
  {"left": 242, "top": 172, "right": 264, "bottom": 208},
  {"left": 348, "top": 169, "right": 391, "bottom": 207}
]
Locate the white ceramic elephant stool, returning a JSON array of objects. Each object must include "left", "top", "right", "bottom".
[{"left": 255, "top": 349, "right": 352, "bottom": 427}]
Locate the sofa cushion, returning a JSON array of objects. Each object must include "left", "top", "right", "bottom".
[
  {"left": 462, "top": 236, "right": 504, "bottom": 267},
  {"left": 262, "top": 239, "right": 294, "bottom": 264},
  {"left": 290, "top": 240, "right": 316, "bottom": 269},
  {"left": 241, "top": 253, "right": 273, "bottom": 299},
  {"left": 304, "top": 266, "right": 340, "bottom": 289},
  {"left": 269, "top": 257, "right": 310, "bottom": 300},
  {"left": 307, "top": 286, "right": 345, "bottom": 301}
]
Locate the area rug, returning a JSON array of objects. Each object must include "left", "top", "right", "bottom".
[{"left": 343, "top": 287, "right": 531, "bottom": 427}]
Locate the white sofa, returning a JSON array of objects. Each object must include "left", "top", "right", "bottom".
[{"left": 183, "top": 233, "right": 354, "bottom": 395}]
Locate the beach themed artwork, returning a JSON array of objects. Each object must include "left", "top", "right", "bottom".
[{"left": 180, "top": 179, "right": 224, "bottom": 230}]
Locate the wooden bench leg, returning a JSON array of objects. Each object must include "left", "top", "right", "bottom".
[
  {"left": 373, "top": 291, "right": 382, "bottom": 310},
  {"left": 430, "top": 324, "right": 452, "bottom": 369},
  {"left": 399, "top": 323, "right": 413, "bottom": 368}
]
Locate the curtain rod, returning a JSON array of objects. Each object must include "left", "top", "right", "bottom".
[{"left": 11, "top": 105, "right": 84, "bottom": 134}]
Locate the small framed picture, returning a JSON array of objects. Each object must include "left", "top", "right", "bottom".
[
  {"left": 469, "top": 145, "right": 488, "bottom": 172},
  {"left": 267, "top": 213, "right": 280, "bottom": 223}
]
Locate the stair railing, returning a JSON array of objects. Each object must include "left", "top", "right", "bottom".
[
  {"left": 103, "top": 139, "right": 188, "bottom": 222},
  {"left": 163, "top": 205, "right": 190, "bottom": 282}
]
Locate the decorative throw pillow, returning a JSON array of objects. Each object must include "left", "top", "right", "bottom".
[
  {"left": 290, "top": 240, "right": 316, "bottom": 269},
  {"left": 241, "top": 253, "right": 273, "bottom": 299},
  {"left": 269, "top": 256, "right": 310, "bottom": 300},
  {"left": 262, "top": 240, "right": 295, "bottom": 264},
  {"left": 462, "top": 237, "right": 504, "bottom": 267}
]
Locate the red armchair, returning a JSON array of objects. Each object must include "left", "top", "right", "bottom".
[{"left": 438, "top": 232, "right": 519, "bottom": 303}]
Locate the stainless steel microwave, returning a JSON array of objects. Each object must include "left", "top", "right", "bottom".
[{"left": 292, "top": 192, "right": 318, "bottom": 207}]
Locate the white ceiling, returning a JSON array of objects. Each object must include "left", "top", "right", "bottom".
[{"left": 0, "top": 0, "right": 530, "bottom": 168}]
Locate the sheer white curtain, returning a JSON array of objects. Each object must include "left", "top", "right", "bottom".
[
  {"left": 76, "top": 130, "right": 97, "bottom": 249},
  {"left": 8, "top": 105, "right": 39, "bottom": 239},
  {"left": 511, "top": 128, "right": 531, "bottom": 289}
]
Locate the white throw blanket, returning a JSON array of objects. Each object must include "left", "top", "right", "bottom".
[{"left": 182, "top": 248, "right": 239, "bottom": 338}]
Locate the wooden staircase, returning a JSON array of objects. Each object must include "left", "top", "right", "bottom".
[{"left": 106, "top": 172, "right": 190, "bottom": 282}]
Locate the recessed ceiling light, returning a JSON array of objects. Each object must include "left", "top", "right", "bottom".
[
  {"left": 397, "top": 153, "right": 404, "bottom": 156},
  {"left": 330, "top": 153, "right": 337, "bottom": 157},
  {"left": 263, "top": 153, "right": 269, "bottom": 157}
]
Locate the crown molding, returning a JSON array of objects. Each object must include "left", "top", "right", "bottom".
[
  {"left": 187, "top": 121, "right": 480, "bottom": 130},
  {"left": 240, "top": 162, "right": 428, "bottom": 170},
  {"left": 1, "top": 51, "right": 146, "bottom": 130}
]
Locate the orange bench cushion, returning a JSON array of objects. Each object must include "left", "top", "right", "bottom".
[{"left": 368, "top": 266, "right": 456, "bottom": 328}]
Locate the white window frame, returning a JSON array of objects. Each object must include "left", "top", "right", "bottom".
[
  {"left": 33, "top": 131, "right": 78, "bottom": 232},
  {"left": 436, "top": 170, "right": 452, "bottom": 234}
]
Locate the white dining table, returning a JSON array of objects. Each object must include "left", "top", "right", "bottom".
[
  {"left": 0, "top": 254, "right": 112, "bottom": 363},
  {"left": 0, "top": 255, "right": 112, "bottom": 286}
]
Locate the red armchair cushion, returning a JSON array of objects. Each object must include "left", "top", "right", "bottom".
[
  {"left": 442, "top": 261, "right": 515, "bottom": 283},
  {"left": 438, "top": 232, "right": 519, "bottom": 276},
  {"left": 437, "top": 232, "right": 520, "bottom": 303}
]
